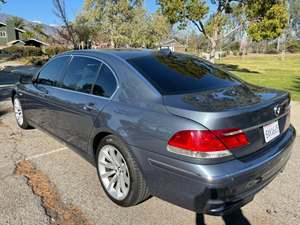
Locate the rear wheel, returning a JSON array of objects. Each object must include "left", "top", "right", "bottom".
[
  {"left": 96, "top": 135, "right": 150, "bottom": 206},
  {"left": 13, "top": 97, "right": 31, "bottom": 129}
]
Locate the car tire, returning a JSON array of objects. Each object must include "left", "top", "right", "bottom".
[
  {"left": 13, "top": 96, "right": 31, "bottom": 129},
  {"left": 96, "top": 135, "right": 150, "bottom": 206}
]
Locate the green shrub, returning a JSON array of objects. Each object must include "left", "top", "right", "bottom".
[
  {"left": 224, "top": 41, "right": 240, "bottom": 52},
  {"left": 27, "top": 56, "right": 49, "bottom": 66},
  {"left": 286, "top": 40, "right": 300, "bottom": 53},
  {"left": 45, "top": 46, "right": 69, "bottom": 57},
  {"left": 4, "top": 46, "right": 43, "bottom": 57},
  {"left": 265, "top": 49, "right": 279, "bottom": 54}
]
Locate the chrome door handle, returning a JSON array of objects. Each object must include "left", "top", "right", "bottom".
[
  {"left": 38, "top": 92, "right": 48, "bottom": 98},
  {"left": 83, "top": 103, "right": 95, "bottom": 111}
]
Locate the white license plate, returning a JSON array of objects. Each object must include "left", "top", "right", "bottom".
[{"left": 263, "top": 121, "right": 280, "bottom": 143}]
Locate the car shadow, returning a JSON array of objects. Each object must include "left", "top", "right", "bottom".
[
  {"left": 217, "top": 63, "right": 259, "bottom": 74},
  {"left": 196, "top": 209, "right": 251, "bottom": 225}
]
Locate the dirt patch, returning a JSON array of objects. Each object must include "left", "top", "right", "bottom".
[{"left": 15, "top": 160, "right": 93, "bottom": 225}]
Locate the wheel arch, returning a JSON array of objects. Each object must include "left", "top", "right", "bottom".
[{"left": 92, "top": 131, "right": 112, "bottom": 158}]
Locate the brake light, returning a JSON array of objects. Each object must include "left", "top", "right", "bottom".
[{"left": 167, "top": 129, "right": 249, "bottom": 159}]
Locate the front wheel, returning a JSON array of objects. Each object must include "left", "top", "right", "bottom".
[
  {"left": 96, "top": 135, "right": 150, "bottom": 206},
  {"left": 13, "top": 97, "right": 31, "bottom": 129}
]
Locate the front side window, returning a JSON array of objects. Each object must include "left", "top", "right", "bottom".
[
  {"left": 37, "top": 56, "right": 70, "bottom": 86},
  {"left": 62, "top": 56, "right": 102, "bottom": 94},
  {"left": 93, "top": 64, "right": 117, "bottom": 98}
]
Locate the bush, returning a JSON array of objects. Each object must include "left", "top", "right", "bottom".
[
  {"left": 286, "top": 40, "right": 300, "bottom": 53},
  {"left": 265, "top": 49, "right": 279, "bottom": 54},
  {"left": 45, "top": 46, "right": 69, "bottom": 57},
  {"left": 224, "top": 41, "right": 240, "bottom": 52},
  {"left": 27, "top": 56, "right": 49, "bottom": 66},
  {"left": 4, "top": 46, "right": 43, "bottom": 57},
  {"left": 265, "top": 43, "right": 279, "bottom": 54}
]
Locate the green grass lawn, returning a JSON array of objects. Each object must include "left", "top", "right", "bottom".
[{"left": 217, "top": 54, "right": 300, "bottom": 101}]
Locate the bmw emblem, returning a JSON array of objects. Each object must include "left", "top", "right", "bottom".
[{"left": 274, "top": 105, "right": 281, "bottom": 116}]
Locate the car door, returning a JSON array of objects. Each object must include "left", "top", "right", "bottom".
[
  {"left": 48, "top": 56, "right": 118, "bottom": 152},
  {"left": 24, "top": 56, "right": 71, "bottom": 128}
]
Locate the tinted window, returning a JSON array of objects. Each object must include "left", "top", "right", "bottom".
[
  {"left": 37, "top": 56, "right": 70, "bottom": 86},
  {"left": 62, "top": 57, "right": 101, "bottom": 94},
  {"left": 127, "top": 53, "right": 242, "bottom": 95},
  {"left": 93, "top": 64, "right": 117, "bottom": 98}
]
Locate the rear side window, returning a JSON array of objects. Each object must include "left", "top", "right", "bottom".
[
  {"left": 37, "top": 56, "right": 70, "bottom": 86},
  {"left": 93, "top": 64, "right": 117, "bottom": 98},
  {"left": 62, "top": 56, "right": 101, "bottom": 94},
  {"left": 127, "top": 53, "right": 242, "bottom": 95}
]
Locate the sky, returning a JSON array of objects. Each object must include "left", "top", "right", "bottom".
[{"left": 1, "top": 0, "right": 159, "bottom": 25}]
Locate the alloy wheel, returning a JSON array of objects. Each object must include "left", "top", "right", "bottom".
[
  {"left": 98, "top": 144, "right": 130, "bottom": 201},
  {"left": 14, "top": 98, "right": 24, "bottom": 126}
]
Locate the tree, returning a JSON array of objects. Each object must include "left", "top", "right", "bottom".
[
  {"left": 246, "top": 0, "right": 288, "bottom": 42},
  {"left": 83, "top": 0, "right": 170, "bottom": 49},
  {"left": 289, "top": 0, "right": 300, "bottom": 38},
  {"left": 6, "top": 16, "right": 25, "bottom": 29},
  {"left": 31, "top": 23, "right": 49, "bottom": 41},
  {"left": 158, "top": 0, "right": 288, "bottom": 62},
  {"left": 22, "top": 30, "right": 35, "bottom": 40},
  {"left": 53, "top": 0, "right": 77, "bottom": 48},
  {"left": 83, "top": 0, "right": 142, "bottom": 48},
  {"left": 73, "top": 15, "right": 95, "bottom": 49},
  {"left": 145, "top": 11, "right": 171, "bottom": 48}
]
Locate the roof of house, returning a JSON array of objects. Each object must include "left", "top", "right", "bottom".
[
  {"left": 15, "top": 27, "right": 25, "bottom": 33},
  {"left": 7, "top": 40, "right": 25, "bottom": 45},
  {"left": 24, "top": 38, "right": 49, "bottom": 46},
  {"left": 0, "top": 21, "right": 25, "bottom": 32},
  {"left": 160, "top": 39, "right": 184, "bottom": 47}
]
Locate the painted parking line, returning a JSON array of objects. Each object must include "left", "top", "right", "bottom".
[
  {"left": 16, "top": 146, "right": 68, "bottom": 163},
  {"left": 0, "top": 84, "right": 14, "bottom": 88}
]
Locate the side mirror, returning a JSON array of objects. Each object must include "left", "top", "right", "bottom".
[
  {"left": 20, "top": 74, "right": 34, "bottom": 84},
  {"left": 32, "top": 76, "right": 37, "bottom": 84}
]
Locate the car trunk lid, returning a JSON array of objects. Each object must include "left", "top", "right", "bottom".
[{"left": 163, "top": 84, "right": 291, "bottom": 158}]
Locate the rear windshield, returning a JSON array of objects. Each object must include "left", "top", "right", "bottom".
[{"left": 127, "top": 53, "right": 242, "bottom": 95}]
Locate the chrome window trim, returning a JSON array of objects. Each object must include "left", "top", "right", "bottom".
[
  {"left": 36, "top": 54, "right": 71, "bottom": 77},
  {"left": 37, "top": 54, "right": 120, "bottom": 101}
]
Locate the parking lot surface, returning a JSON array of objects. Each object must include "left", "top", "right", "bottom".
[{"left": 0, "top": 76, "right": 300, "bottom": 224}]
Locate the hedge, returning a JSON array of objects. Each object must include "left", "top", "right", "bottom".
[
  {"left": 4, "top": 46, "right": 43, "bottom": 57},
  {"left": 44, "top": 46, "right": 69, "bottom": 57}
]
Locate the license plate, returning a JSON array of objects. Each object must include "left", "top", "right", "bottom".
[{"left": 263, "top": 121, "right": 280, "bottom": 143}]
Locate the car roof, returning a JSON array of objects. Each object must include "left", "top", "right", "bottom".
[{"left": 62, "top": 49, "right": 156, "bottom": 60}]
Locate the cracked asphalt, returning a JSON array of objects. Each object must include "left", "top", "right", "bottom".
[{"left": 0, "top": 67, "right": 300, "bottom": 225}]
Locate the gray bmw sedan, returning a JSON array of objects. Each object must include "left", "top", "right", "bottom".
[{"left": 12, "top": 49, "right": 296, "bottom": 215}]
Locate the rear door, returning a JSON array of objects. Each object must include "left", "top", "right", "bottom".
[{"left": 48, "top": 56, "right": 118, "bottom": 152}]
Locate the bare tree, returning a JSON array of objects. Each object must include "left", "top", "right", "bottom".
[{"left": 53, "top": 0, "right": 77, "bottom": 48}]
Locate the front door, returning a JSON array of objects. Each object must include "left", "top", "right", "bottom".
[
  {"left": 47, "top": 56, "right": 117, "bottom": 152},
  {"left": 24, "top": 56, "right": 71, "bottom": 128}
]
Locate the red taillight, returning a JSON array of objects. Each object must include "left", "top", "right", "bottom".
[{"left": 167, "top": 129, "right": 249, "bottom": 159}]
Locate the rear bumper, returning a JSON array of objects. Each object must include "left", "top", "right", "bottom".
[{"left": 131, "top": 126, "right": 296, "bottom": 216}]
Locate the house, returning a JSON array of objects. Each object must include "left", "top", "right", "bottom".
[
  {"left": 0, "top": 21, "right": 25, "bottom": 47},
  {"left": 159, "top": 39, "right": 186, "bottom": 52}
]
